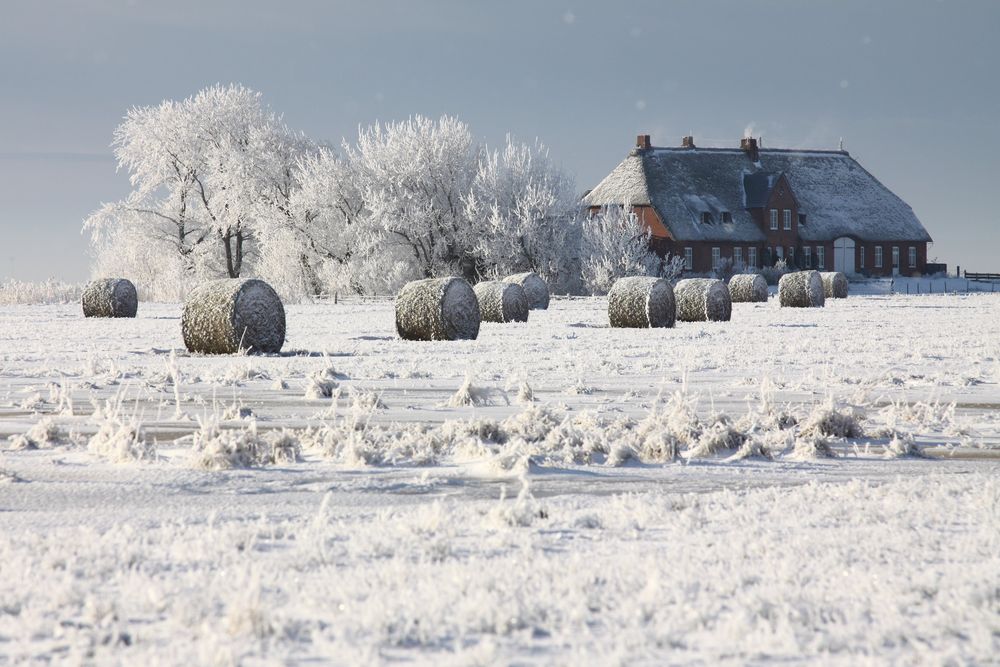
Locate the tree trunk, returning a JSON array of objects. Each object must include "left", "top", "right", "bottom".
[{"left": 234, "top": 230, "right": 244, "bottom": 277}]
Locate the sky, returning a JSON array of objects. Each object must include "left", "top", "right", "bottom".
[{"left": 1, "top": 0, "right": 998, "bottom": 281}]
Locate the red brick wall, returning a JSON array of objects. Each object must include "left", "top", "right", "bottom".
[
  {"left": 763, "top": 175, "right": 799, "bottom": 248},
  {"left": 856, "top": 241, "right": 928, "bottom": 277}
]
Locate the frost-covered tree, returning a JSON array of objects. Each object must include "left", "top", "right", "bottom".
[
  {"left": 466, "top": 136, "right": 580, "bottom": 292},
  {"left": 84, "top": 84, "right": 317, "bottom": 296},
  {"left": 347, "top": 116, "right": 480, "bottom": 281},
  {"left": 580, "top": 205, "right": 663, "bottom": 295}
]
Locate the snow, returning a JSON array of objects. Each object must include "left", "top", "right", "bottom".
[{"left": 1, "top": 293, "right": 999, "bottom": 662}]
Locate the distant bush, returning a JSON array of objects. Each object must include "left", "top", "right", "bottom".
[
  {"left": 714, "top": 258, "right": 738, "bottom": 283},
  {"left": 0, "top": 279, "right": 85, "bottom": 305},
  {"left": 759, "top": 259, "right": 789, "bottom": 286}
]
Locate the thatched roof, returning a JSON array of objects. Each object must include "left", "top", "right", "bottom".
[{"left": 583, "top": 145, "right": 932, "bottom": 244}]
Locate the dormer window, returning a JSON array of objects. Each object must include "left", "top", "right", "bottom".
[
  {"left": 701, "top": 212, "right": 712, "bottom": 224},
  {"left": 798, "top": 213, "right": 806, "bottom": 225},
  {"left": 721, "top": 211, "right": 732, "bottom": 223}
]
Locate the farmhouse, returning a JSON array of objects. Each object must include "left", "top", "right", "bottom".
[{"left": 583, "top": 135, "right": 933, "bottom": 276}]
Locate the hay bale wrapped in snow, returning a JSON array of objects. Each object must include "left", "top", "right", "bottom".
[
  {"left": 395, "top": 277, "right": 481, "bottom": 341},
  {"left": 608, "top": 277, "right": 676, "bottom": 328},
  {"left": 779, "top": 270, "right": 825, "bottom": 308},
  {"left": 674, "top": 278, "right": 732, "bottom": 322},
  {"left": 81, "top": 278, "right": 138, "bottom": 318},
  {"left": 182, "top": 279, "right": 286, "bottom": 354},
  {"left": 821, "top": 271, "right": 849, "bottom": 299},
  {"left": 728, "top": 274, "right": 768, "bottom": 303},
  {"left": 473, "top": 280, "right": 529, "bottom": 323},
  {"left": 503, "top": 272, "right": 549, "bottom": 310}
]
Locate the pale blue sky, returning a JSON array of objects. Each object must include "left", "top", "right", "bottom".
[{"left": 1, "top": 0, "right": 997, "bottom": 281}]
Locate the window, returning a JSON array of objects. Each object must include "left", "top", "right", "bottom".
[
  {"left": 711, "top": 247, "right": 721, "bottom": 270},
  {"left": 770, "top": 209, "right": 778, "bottom": 230},
  {"left": 817, "top": 246, "right": 825, "bottom": 269},
  {"left": 892, "top": 246, "right": 900, "bottom": 269},
  {"left": 908, "top": 246, "right": 916, "bottom": 268},
  {"left": 775, "top": 246, "right": 784, "bottom": 260},
  {"left": 684, "top": 247, "right": 693, "bottom": 271},
  {"left": 783, "top": 209, "right": 792, "bottom": 230},
  {"left": 798, "top": 213, "right": 806, "bottom": 225},
  {"left": 859, "top": 246, "right": 865, "bottom": 269},
  {"left": 788, "top": 247, "right": 795, "bottom": 264},
  {"left": 748, "top": 247, "right": 757, "bottom": 268},
  {"left": 733, "top": 246, "right": 743, "bottom": 266},
  {"left": 701, "top": 212, "right": 711, "bottom": 224},
  {"left": 802, "top": 246, "right": 811, "bottom": 268},
  {"left": 875, "top": 246, "right": 883, "bottom": 268},
  {"left": 720, "top": 211, "right": 732, "bottom": 223}
]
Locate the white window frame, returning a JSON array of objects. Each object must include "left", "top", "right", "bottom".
[
  {"left": 733, "top": 246, "right": 743, "bottom": 267},
  {"left": 802, "top": 245, "right": 811, "bottom": 268},
  {"left": 770, "top": 209, "right": 778, "bottom": 230},
  {"left": 817, "top": 246, "right": 825, "bottom": 269},
  {"left": 711, "top": 247, "right": 721, "bottom": 270},
  {"left": 892, "top": 246, "right": 900, "bottom": 268},
  {"left": 748, "top": 247, "right": 757, "bottom": 268},
  {"left": 684, "top": 247, "right": 693, "bottom": 271},
  {"left": 859, "top": 246, "right": 865, "bottom": 269},
  {"left": 908, "top": 246, "right": 916, "bottom": 268},
  {"left": 875, "top": 246, "right": 883, "bottom": 268},
  {"left": 783, "top": 209, "right": 792, "bottom": 230}
]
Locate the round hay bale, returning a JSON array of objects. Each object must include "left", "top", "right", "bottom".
[
  {"left": 779, "top": 270, "right": 826, "bottom": 308},
  {"left": 473, "top": 280, "right": 529, "bottom": 323},
  {"left": 820, "top": 271, "right": 849, "bottom": 299},
  {"left": 728, "top": 274, "right": 768, "bottom": 303},
  {"left": 504, "top": 272, "right": 549, "bottom": 310},
  {"left": 395, "top": 277, "right": 481, "bottom": 341},
  {"left": 674, "top": 278, "right": 732, "bottom": 322},
  {"left": 82, "top": 278, "right": 138, "bottom": 318},
  {"left": 608, "top": 277, "right": 676, "bottom": 328},
  {"left": 182, "top": 279, "right": 286, "bottom": 354}
]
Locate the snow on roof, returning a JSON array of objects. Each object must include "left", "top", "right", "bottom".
[{"left": 582, "top": 146, "right": 932, "bottom": 244}]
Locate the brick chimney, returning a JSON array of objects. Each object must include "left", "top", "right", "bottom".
[
  {"left": 681, "top": 135, "right": 695, "bottom": 149},
  {"left": 636, "top": 134, "right": 651, "bottom": 150},
  {"left": 741, "top": 136, "right": 760, "bottom": 162}
]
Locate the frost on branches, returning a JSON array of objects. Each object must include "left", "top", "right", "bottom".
[
  {"left": 84, "top": 85, "right": 668, "bottom": 301},
  {"left": 580, "top": 205, "right": 682, "bottom": 295}
]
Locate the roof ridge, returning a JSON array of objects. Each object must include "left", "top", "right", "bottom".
[{"left": 648, "top": 146, "right": 849, "bottom": 156}]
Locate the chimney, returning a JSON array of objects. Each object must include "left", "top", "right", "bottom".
[
  {"left": 741, "top": 136, "right": 760, "bottom": 162},
  {"left": 636, "top": 134, "right": 651, "bottom": 150},
  {"left": 681, "top": 135, "right": 695, "bottom": 149}
]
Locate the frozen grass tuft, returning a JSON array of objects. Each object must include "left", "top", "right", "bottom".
[
  {"left": 190, "top": 418, "right": 301, "bottom": 470},
  {"left": 488, "top": 476, "right": 547, "bottom": 528},
  {"left": 799, "top": 399, "right": 865, "bottom": 439},
  {"left": 446, "top": 373, "right": 506, "bottom": 407},
  {"left": 9, "top": 417, "right": 63, "bottom": 450},
  {"left": 305, "top": 365, "right": 344, "bottom": 399},
  {"left": 882, "top": 431, "right": 924, "bottom": 459},
  {"left": 789, "top": 434, "right": 839, "bottom": 460},
  {"left": 88, "top": 398, "right": 156, "bottom": 463}
]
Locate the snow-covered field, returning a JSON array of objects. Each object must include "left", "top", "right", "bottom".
[{"left": 1, "top": 294, "right": 999, "bottom": 664}]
